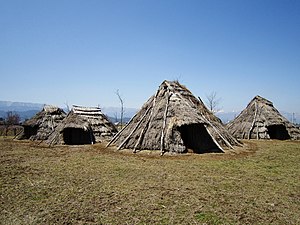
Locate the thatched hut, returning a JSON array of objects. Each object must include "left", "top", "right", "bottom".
[
  {"left": 107, "top": 80, "right": 241, "bottom": 154},
  {"left": 226, "top": 95, "right": 300, "bottom": 140},
  {"left": 18, "top": 105, "right": 66, "bottom": 140},
  {"left": 47, "top": 105, "right": 117, "bottom": 145}
]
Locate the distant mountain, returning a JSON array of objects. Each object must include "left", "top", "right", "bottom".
[
  {"left": 0, "top": 110, "right": 40, "bottom": 121},
  {"left": 0, "top": 101, "right": 44, "bottom": 121},
  {"left": 0, "top": 101, "right": 44, "bottom": 111}
]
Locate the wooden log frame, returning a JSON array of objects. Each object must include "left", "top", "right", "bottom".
[
  {"left": 133, "top": 90, "right": 159, "bottom": 153},
  {"left": 47, "top": 129, "right": 60, "bottom": 146},
  {"left": 196, "top": 97, "right": 238, "bottom": 149},
  {"left": 204, "top": 124, "right": 224, "bottom": 152},
  {"left": 106, "top": 110, "right": 140, "bottom": 147},
  {"left": 160, "top": 90, "right": 170, "bottom": 155},
  {"left": 34, "top": 114, "right": 55, "bottom": 145},
  {"left": 256, "top": 117, "right": 259, "bottom": 140},
  {"left": 116, "top": 106, "right": 152, "bottom": 150},
  {"left": 50, "top": 116, "right": 54, "bottom": 131},
  {"left": 201, "top": 113, "right": 234, "bottom": 150},
  {"left": 72, "top": 105, "right": 102, "bottom": 112},
  {"left": 107, "top": 80, "right": 243, "bottom": 153},
  {"left": 13, "top": 129, "right": 24, "bottom": 140},
  {"left": 165, "top": 81, "right": 190, "bottom": 108},
  {"left": 248, "top": 101, "right": 258, "bottom": 139},
  {"left": 173, "top": 92, "right": 235, "bottom": 150}
]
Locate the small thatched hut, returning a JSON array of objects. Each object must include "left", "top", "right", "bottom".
[
  {"left": 18, "top": 105, "right": 66, "bottom": 140},
  {"left": 47, "top": 105, "right": 117, "bottom": 145},
  {"left": 107, "top": 80, "right": 240, "bottom": 154},
  {"left": 226, "top": 95, "right": 300, "bottom": 140}
]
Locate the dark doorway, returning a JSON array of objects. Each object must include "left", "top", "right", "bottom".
[
  {"left": 22, "top": 126, "right": 38, "bottom": 139},
  {"left": 63, "top": 128, "right": 95, "bottom": 145},
  {"left": 178, "top": 124, "right": 223, "bottom": 153},
  {"left": 267, "top": 125, "right": 290, "bottom": 140}
]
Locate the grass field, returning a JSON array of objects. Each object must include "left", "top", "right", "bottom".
[{"left": 1, "top": 137, "right": 299, "bottom": 224}]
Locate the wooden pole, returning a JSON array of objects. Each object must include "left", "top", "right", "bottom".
[
  {"left": 160, "top": 90, "right": 170, "bottom": 155},
  {"left": 202, "top": 114, "right": 234, "bottom": 149},
  {"left": 133, "top": 90, "right": 159, "bottom": 152},
  {"left": 205, "top": 125, "right": 224, "bottom": 152},
  {"left": 248, "top": 101, "right": 258, "bottom": 139},
  {"left": 117, "top": 106, "right": 152, "bottom": 150},
  {"left": 106, "top": 109, "right": 140, "bottom": 147}
]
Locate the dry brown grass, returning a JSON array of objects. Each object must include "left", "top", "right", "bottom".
[{"left": 1, "top": 137, "right": 299, "bottom": 224}]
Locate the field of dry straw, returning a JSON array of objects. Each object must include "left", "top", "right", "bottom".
[{"left": 1, "top": 137, "right": 299, "bottom": 224}]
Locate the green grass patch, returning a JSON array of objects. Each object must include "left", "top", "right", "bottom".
[
  {"left": 0, "top": 138, "right": 299, "bottom": 224},
  {"left": 195, "top": 211, "right": 224, "bottom": 224}
]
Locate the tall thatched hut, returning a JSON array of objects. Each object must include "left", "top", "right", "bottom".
[
  {"left": 47, "top": 105, "right": 117, "bottom": 145},
  {"left": 18, "top": 105, "right": 66, "bottom": 140},
  {"left": 226, "top": 95, "right": 300, "bottom": 140},
  {"left": 107, "top": 80, "right": 240, "bottom": 154}
]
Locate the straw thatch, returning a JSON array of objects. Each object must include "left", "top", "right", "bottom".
[
  {"left": 18, "top": 105, "right": 66, "bottom": 140},
  {"left": 107, "top": 80, "right": 241, "bottom": 154},
  {"left": 47, "top": 105, "right": 117, "bottom": 145},
  {"left": 226, "top": 95, "right": 300, "bottom": 140}
]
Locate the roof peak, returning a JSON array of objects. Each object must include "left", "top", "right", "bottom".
[{"left": 252, "top": 95, "right": 273, "bottom": 105}]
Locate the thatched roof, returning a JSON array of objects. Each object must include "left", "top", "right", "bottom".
[
  {"left": 60, "top": 110, "right": 92, "bottom": 131},
  {"left": 46, "top": 105, "right": 117, "bottom": 145},
  {"left": 72, "top": 105, "right": 118, "bottom": 141},
  {"left": 18, "top": 105, "right": 66, "bottom": 140},
  {"left": 226, "top": 95, "right": 300, "bottom": 140},
  {"left": 107, "top": 80, "right": 240, "bottom": 154}
]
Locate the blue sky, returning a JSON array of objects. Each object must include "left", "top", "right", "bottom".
[{"left": 1, "top": 0, "right": 299, "bottom": 114}]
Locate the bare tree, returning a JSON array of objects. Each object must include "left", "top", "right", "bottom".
[
  {"left": 5, "top": 111, "right": 20, "bottom": 136},
  {"left": 115, "top": 89, "right": 124, "bottom": 128},
  {"left": 6, "top": 111, "right": 20, "bottom": 125},
  {"left": 205, "top": 91, "right": 222, "bottom": 114}
]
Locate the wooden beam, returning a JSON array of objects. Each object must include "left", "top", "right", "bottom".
[
  {"left": 133, "top": 90, "right": 159, "bottom": 153},
  {"left": 160, "top": 90, "right": 170, "bottom": 154},
  {"left": 117, "top": 106, "right": 152, "bottom": 150},
  {"left": 248, "top": 101, "right": 258, "bottom": 140}
]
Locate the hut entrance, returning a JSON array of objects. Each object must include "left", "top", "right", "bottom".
[
  {"left": 23, "top": 126, "right": 38, "bottom": 139},
  {"left": 267, "top": 125, "right": 290, "bottom": 140},
  {"left": 178, "top": 124, "right": 222, "bottom": 153},
  {"left": 63, "top": 128, "right": 95, "bottom": 145}
]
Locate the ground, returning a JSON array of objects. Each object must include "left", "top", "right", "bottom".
[{"left": 0, "top": 137, "right": 299, "bottom": 224}]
